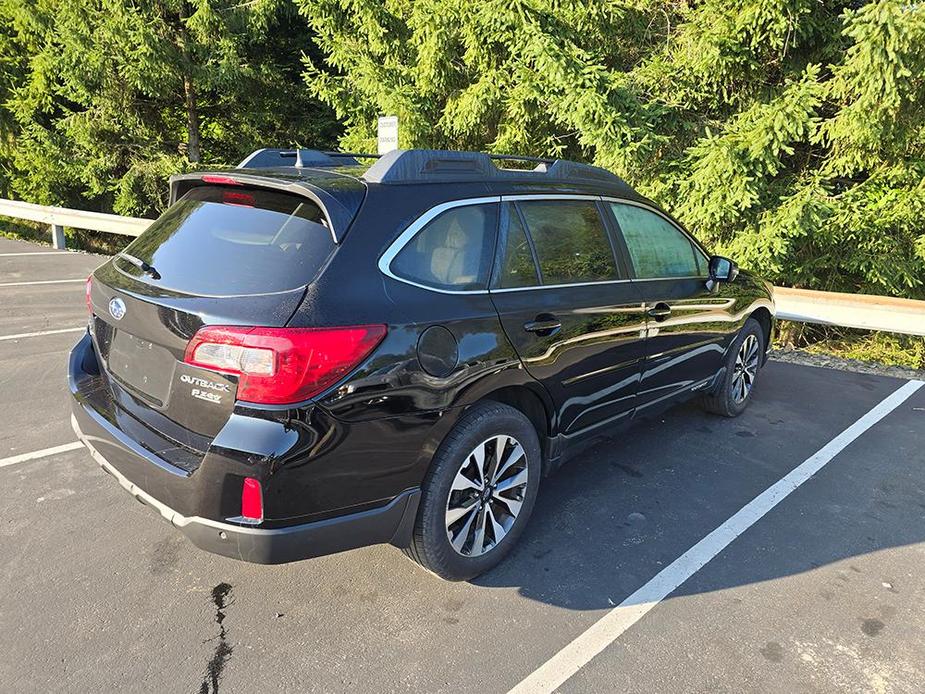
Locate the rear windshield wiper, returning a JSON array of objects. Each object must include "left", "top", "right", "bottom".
[{"left": 118, "top": 252, "right": 161, "bottom": 280}]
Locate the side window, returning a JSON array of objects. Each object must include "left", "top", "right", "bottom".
[
  {"left": 517, "top": 200, "right": 620, "bottom": 285},
  {"left": 609, "top": 203, "right": 703, "bottom": 279},
  {"left": 390, "top": 203, "right": 498, "bottom": 290},
  {"left": 496, "top": 207, "right": 540, "bottom": 288}
]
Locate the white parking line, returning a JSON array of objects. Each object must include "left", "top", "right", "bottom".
[
  {"left": 0, "top": 327, "right": 85, "bottom": 342},
  {"left": 0, "top": 251, "right": 67, "bottom": 256},
  {"left": 0, "top": 442, "right": 84, "bottom": 469},
  {"left": 0, "top": 278, "right": 85, "bottom": 287},
  {"left": 508, "top": 379, "right": 924, "bottom": 694}
]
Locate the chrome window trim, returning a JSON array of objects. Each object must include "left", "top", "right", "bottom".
[
  {"left": 501, "top": 194, "right": 603, "bottom": 202},
  {"left": 376, "top": 193, "right": 711, "bottom": 295}
]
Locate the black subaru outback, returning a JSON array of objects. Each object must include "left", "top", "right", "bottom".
[{"left": 69, "top": 148, "right": 775, "bottom": 580}]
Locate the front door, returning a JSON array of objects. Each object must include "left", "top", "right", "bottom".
[
  {"left": 489, "top": 199, "right": 648, "bottom": 436},
  {"left": 606, "top": 201, "right": 736, "bottom": 412}
]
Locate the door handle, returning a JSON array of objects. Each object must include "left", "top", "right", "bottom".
[
  {"left": 523, "top": 315, "right": 562, "bottom": 336},
  {"left": 646, "top": 303, "right": 672, "bottom": 321}
]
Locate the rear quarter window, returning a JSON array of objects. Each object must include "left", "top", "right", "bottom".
[
  {"left": 115, "top": 186, "right": 335, "bottom": 296},
  {"left": 389, "top": 203, "right": 498, "bottom": 291}
]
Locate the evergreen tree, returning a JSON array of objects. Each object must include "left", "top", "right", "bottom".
[
  {"left": 296, "top": 0, "right": 925, "bottom": 299},
  {"left": 0, "top": 0, "right": 339, "bottom": 216}
]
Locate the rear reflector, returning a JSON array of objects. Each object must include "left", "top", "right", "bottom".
[
  {"left": 241, "top": 477, "right": 263, "bottom": 522},
  {"left": 184, "top": 325, "right": 387, "bottom": 405}
]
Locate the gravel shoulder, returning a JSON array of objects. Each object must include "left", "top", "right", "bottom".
[{"left": 770, "top": 347, "right": 925, "bottom": 381}]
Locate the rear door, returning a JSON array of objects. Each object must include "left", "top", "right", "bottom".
[
  {"left": 606, "top": 201, "right": 735, "bottom": 412},
  {"left": 489, "top": 198, "right": 647, "bottom": 436},
  {"left": 88, "top": 185, "right": 337, "bottom": 439}
]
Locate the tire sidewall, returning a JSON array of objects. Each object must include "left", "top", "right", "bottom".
[{"left": 417, "top": 403, "right": 541, "bottom": 580}]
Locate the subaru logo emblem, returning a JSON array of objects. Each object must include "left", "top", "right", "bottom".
[{"left": 108, "top": 297, "right": 126, "bottom": 321}]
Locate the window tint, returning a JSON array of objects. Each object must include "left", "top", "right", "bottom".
[
  {"left": 497, "top": 207, "right": 540, "bottom": 288},
  {"left": 391, "top": 204, "right": 497, "bottom": 290},
  {"left": 517, "top": 200, "right": 619, "bottom": 284},
  {"left": 117, "top": 186, "right": 334, "bottom": 296},
  {"left": 610, "top": 203, "right": 703, "bottom": 279}
]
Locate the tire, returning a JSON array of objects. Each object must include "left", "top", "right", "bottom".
[
  {"left": 700, "top": 317, "right": 765, "bottom": 417},
  {"left": 404, "top": 401, "right": 541, "bottom": 581}
]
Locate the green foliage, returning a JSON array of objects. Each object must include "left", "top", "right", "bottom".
[
  {"left": 789, "top": 323, "right": 925, "bottom": 371},
  {"left": 297, "top": 0, "right": 925, "bottom": 299},
  {"left": 0, "top": 0, "right": 340, "bottom": 216}
]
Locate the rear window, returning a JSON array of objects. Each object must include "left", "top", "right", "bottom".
[{"left": 115, "top": 186, "right": 335, "bottom": 296}]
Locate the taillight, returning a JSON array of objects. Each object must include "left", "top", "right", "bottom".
[
  {"left": 184, "top": 325, "right": 387, "bottom": 405},
  {"left": 85, "top": 275, "right": 93, "bottom": 315},
  {"left": 241, "top": 477, "right": 263, "bottom": 523}
]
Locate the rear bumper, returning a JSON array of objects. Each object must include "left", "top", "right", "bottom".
[
  {"left": 68, "top": 330, "right": 422, "bottom": 564},
  {"left": 72, "top": 412, "right": 419, "bottom": 563}
]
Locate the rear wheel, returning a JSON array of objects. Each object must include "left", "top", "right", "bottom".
[
  {"left": 701, "top": 318, "right": 765, "bottom": 417},
  {"left": 404, "top": 402, "right": 541, "bottom": 581}
]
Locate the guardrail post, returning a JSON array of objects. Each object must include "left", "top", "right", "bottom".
[{"left": 51, "top": 223, "right": 66, "bottom": 249}]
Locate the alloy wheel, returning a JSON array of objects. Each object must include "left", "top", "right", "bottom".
[
  {"left": 731, "top": 333, "right": 760, "bottom": 404},
  {"left": 445, "top": 435, "right": 529, "bottom": 557}
]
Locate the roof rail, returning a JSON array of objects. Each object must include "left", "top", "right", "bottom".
[
  {"left": 362, "top": 149, "right": 623, "bottom": 186},
  {"left": 237, "top": 148, "right": 376, "bottom": 169}
]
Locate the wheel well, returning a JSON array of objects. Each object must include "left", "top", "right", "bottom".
[
  {"left": 749, "top": 307, "right": 773, "bottom": 354},
  {"left": 482, "top": 385, "right": 550, "bottom": 447}
]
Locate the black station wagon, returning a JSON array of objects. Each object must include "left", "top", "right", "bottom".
[{"left": 69, "top": 148, "right": 775, "bottom": 580}]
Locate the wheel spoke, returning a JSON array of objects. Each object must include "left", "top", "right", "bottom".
[
  {"left": 493, "top": 442, "right": 525, "bottom": 483},
  {"left": 487, "top": 504, "right": 507, "bottom": 546},
  {"left": 492, "top": 492, "right": 522, "bottom": 517},
  {"left": 452, "top": 469, "right": 481, "bottom": 493},
  {"left": 450, "top": 505, "right": 479, "bottom": 553},
  {"left": 446, "top": 498, "right": 478, "bottom": 526},
  {"left": 495, "top": 468, "right": 528, "bottom": 494},
  {"left": 485, "top": 435, "right": 506, "bottom": 483},
  {"left": 471, "top": 505, "right": 488, "bottom": 556},
  {"left": 470, "top": 443, "right": 487, "bottom": 487}
]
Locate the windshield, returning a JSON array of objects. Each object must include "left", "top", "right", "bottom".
[{"left": 115, "top": 186, "right": 335, "bottom": 296}]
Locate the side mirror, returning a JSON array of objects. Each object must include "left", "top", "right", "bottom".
[{"left": 709, "top": 255, "right": 739, "bottom": 283}]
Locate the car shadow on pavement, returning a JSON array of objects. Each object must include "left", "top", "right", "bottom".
[{"left": 473, "top": 362, "right": 921, "bottom": 611}]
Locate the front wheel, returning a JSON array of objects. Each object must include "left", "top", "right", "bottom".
[
  {"left": 404, "top": 402, "right": 541, "bottom": 581},
  {"left": 700, "top": 318, "right": 765, "bottom": 417}
]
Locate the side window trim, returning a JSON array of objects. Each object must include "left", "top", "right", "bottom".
[
  {"left": 490, "top": 202, "right": 542, "bottom": 289},
  {"left": 378, "top": 196, "right": 501, "bottom": 295},
  {"left": 605, "top": 197, "right": 709, "bottom": 281},
  {"left": 597, "top": 200, "right": 635, "bottom": 280},
  {"left": 512, "top": 202, "right": 544, "bottom": 285}
]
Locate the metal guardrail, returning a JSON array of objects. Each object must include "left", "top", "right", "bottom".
[
  {"left": 1, "top": 197, "right": 923, "bottom": 335},
  {"left": 0, "top": 198, "right": 149, "bottom": 248},
  {"left": 775, "top": 287, "right": 925, "bottom": 337}
]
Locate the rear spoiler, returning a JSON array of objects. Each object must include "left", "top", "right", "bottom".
[{"left": 168, "top": 172, "right": 361, "bottom": 244}]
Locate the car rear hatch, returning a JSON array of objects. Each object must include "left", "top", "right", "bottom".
[{"left": 86, "top": 178, "right": 363, "bottom": 459}]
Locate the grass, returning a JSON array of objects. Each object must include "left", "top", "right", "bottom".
[{"left": 776, "top": 321, "right": 924, "bottom": 371}]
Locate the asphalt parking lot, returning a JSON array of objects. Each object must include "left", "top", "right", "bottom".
[{"left": 1, "top": 236, "right": 924, "bottom": 693}]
